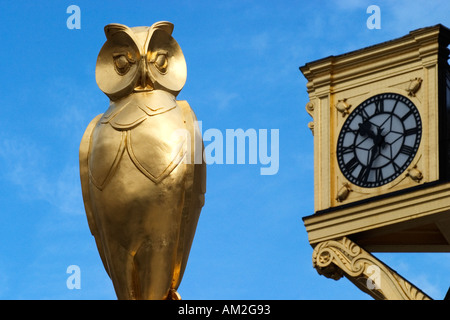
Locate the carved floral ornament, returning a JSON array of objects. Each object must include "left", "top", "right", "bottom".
[
  {"left": 312, "top": 237, "right": 432, "bottom": 300},
  {"left": 305, "top": 101, "right": 314, "bottom": 135},
  {"left": 335, "top": 99, "right": 352, "bottom": 117}
]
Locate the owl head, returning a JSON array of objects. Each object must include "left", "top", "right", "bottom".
[{"left": 95, "top": 21, "right": 187, "bottom": 101}]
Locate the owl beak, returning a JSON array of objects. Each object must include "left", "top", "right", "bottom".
[{"left": 134, "top": 56, "right": 154, "bottom": 92}]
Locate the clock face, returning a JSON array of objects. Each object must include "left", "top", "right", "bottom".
[{"left": 337, "top": 93, "right": 422, "bottom": 188}]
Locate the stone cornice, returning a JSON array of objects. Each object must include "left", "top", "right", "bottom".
[{"left": 300, "top": 24, "right": 450, "bottom": 95}]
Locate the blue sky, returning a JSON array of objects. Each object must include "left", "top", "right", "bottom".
[{"left": 0, "top": 1, "right": 449, "bottom": 300}]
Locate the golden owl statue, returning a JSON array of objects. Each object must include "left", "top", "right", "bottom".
[{"left": 79, "top": 21, "right": 206, "bottom": 300}]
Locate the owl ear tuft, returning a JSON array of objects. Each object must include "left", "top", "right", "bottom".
[
  {"left": 104, "top": 23, "right": 132, "bottom": 39},
  {"left": 151, "top": 21, "right": 174, "bottom": 35}
]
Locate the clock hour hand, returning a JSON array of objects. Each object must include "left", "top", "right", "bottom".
[
  {"left": 359, "top": 121, "right": 377, "bottom": 141},
  {"left": 359, "top": 121, "right": 386, "bottom": 148}
]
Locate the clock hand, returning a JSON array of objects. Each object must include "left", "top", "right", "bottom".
[
  {"left": 369, "top": 127, "right": 387, "bottom": 167},
  {"left": 363, "top": 143, "right": 381, "bottom": 182},
  {"left": 369, "top": 144, "right": 380, "bottom": 165},
  {"left": 374, "top": 126, "right": 387, "bottom": 150},
  {"left": 366, "top": 127, "right": 385, "bottom": 166},
  {"left": 359, "top": 121, "right": 377, "bottom": 141}
]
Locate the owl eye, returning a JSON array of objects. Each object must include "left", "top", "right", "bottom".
[
  {"left": 113, "top": 52, "right": 136, "bottom": 75},
  {"left": 149, "top": 50, "right": 168, "bottom": 74}
]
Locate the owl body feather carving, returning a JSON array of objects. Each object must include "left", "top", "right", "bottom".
[{"left": 79, "top": 22, "right": 205, "bottom": 300}]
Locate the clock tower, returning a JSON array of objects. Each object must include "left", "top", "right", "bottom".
[{"left": 300, "top": 24, "right": 450, "bottom": 299}]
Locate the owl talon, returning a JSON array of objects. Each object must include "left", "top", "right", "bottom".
[{"left": 165, "top": 289, "right": 181, "bottom": 300}]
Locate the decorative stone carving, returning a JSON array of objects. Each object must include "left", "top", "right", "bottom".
[
  {"left": 335, "top": 99, "right": 351, "bottom": 117},
  {"left": 406, "top": 165, "right": 423, "bottom": 182},
  {"left": 335, "top": 183, "right": 352, "bottom": 203},
  {"left": 406, "top": 77, "right": 422, "bottom": 97},
  {"left": 305, "top": 101, "right": 315, "bottom": 135},
  {"left": 312, "top": 237, "right": 432, "bottom": 300}
]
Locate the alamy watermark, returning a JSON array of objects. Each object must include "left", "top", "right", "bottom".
[
  {"left": 367, "top": 5, "right": 381, "bottom": 29},
  {"left": 66, "top": 265, "right": 81, "bottom": 289},
  {"left": 366, "top": 265, "right": 381, "bottom": 290},
  {"left": 173, "top": 121, "right": 279, "bottom": 176},
  {"left": 66, "top": 5, "right": 81, "bottom": 29}
]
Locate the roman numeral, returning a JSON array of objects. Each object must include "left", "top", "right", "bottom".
[
  {"left": 375, "top": 168, "right": 383, "bottom": 181},
  {"left": 374, "top": 99, "right": 384, "bottom": 114},
  {"left": 358, "top": 165, "right": 371, "bottom": 182},
  {"left": 401, "top": 110, "right": 413, "bottom": 121},
  {"left": 400, "top": 145, "right": 415, "bottom": 156},
  {"left": 391, "top": 98, "right": 399, "bottom": 114},
  {"left": 344, "top": 157, "right": 359, "bottom": 173},
  {"left": 392, "top": 161, "right": 402, "bottom": 172},
  {"left": 404, "top": 127, "right": 419, "bottom": 136},
  {"left": 341, "top": 144, "right": 355, "bottom": 154},
  {"left": 360, "top": 108, "right": 371, "bottom": 121}
]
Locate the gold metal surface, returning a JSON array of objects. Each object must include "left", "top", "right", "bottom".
[{"left": 79, "top": 21, "right": 206, "bottom": 300}]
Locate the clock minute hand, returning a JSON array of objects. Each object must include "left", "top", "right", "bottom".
[
  {"left": 362, "top": 125, "right": 384, "bottom": 182},
  {"left": 368, "top": 144, "right": 380, "bottom": 167},
  {"left": 363, "top": 143, "right": 380, "bottom": 183},
  {"left": 368, "top": 126, "right": 386, "bottom": 167}
]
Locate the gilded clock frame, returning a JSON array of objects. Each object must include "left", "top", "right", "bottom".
[
  {"left": 336, "top": 92, "right": 423, "bottom": 189},
  {"left": 300, "top": 25, "right": 449, "bottom": 212},
  {"left": 333, "top": 87, "right": 428, "bottom": 204}
]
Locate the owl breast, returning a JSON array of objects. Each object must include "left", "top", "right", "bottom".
[{"left": 88, "top": 93, "right": 187, "bottom": 190}]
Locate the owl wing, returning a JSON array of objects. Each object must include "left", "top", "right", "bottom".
[
  {"left": 172, "top": 100, "right": 206, "bottom": 290},
  {"left": 79, "top": 113, "right": 111, "bottom": 277}
]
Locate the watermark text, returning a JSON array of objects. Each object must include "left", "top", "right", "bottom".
[
  {"left": 66, "top": 265, "right": 81, "bottom": 289},
  {"left": 66, "top": 5, "right": 81, "bottom": 30}
]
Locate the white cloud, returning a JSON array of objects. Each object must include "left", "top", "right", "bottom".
[
  {"left": 0, "top": 134, "right": 82, "bottom": 216},
  {"left": 332, "top": 0, "right": 369, "bottom": 10},
  {"left": 209, "top": 90, "right": 241, "bottom": 111}
]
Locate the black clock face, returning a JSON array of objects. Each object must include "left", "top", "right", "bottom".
[{"left": 337, "top": 93, "right": 422, "bottom": 188}]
